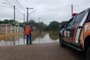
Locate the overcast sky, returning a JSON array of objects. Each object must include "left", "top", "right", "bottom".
[{"left": 0, "top": 0, "right": 90, "bottom": 24}]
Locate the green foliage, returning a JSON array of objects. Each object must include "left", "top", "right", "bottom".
[
  {"left": 29, "top": 20, "right": 38, "bottom": 27},
  {"left": 0, "top": 19, "right": 68, "bottom": 31},
  {"left": 46, "top": 21, "right": 60, "bottom": 31},
  {"left": 20, "top": 19, "right": 47, "bottom": 31},
  {"left": 28, "top": 19, "right": 47, "bottom": 31},
  {"left": 0, "top": 19, "right": 20, "bottom": 26},
  {"left": 38, "top": 22, "right": 47, "bottom": 31}
]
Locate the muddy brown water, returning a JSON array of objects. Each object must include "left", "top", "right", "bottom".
[
  {"left": 0, "top": 31, "right": 59, "bottom": 46},
  {"left": 0, "top": 31, "right": 86, "bottom": 60}
]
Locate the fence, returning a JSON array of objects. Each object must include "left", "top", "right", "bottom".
[{"left": 0, "top": 24, "right": 23, "bottom": 35}]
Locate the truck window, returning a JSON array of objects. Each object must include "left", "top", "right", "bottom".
[
  {"left": 66, "top": 16, "right": 76, "bottom": 28},
  {"left": 87, "top": 11, "right": 90, "bottom": 22},
  {"left": 67, "top": 18, "right": 74, "bottom": 27},
  {"left": 74, "top": 11, "right": 86, "bottom": 24}
]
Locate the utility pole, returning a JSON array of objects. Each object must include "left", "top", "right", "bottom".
[
  {"left": 13, "top": 5, "right": 16, "bottom": 33},
  {"left": 26, "top": 7, "right": 33, "bottom": 23},
  {"left": 71, "top": 4, "right": 73, "bottom": 17},
  {"left": 13, "top": 5, "right": 16, "bottom": 45},
  {"left": 26, "top": 7, "right": 33, "bottom": 45},
  {"left": 14, "top": 6, "right": 15, "bottom": 21}
]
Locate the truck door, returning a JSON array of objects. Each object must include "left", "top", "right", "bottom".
[
  {"left": 74, "top": 11, "right": 88, "bottom": 43},
  {"left": 65, "top": 17, "right": 76, "bottom": 43},
  {"left": 65, "top": 11, "right": 88, "bottom": 43}
]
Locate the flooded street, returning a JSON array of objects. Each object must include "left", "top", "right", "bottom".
[
  {"left": 32, "top": 31, "right": 59, "bottom": 44},
  {"left": 0, "top": 32, "right": 86, "bottom": 60},
  {"left": 0, "top": 43, "right": 86, "bottom": 60},
  {"left": 0, "top": 31, "right": 59, "bottom": 46}
]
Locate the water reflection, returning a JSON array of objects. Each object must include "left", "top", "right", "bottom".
[
  {"left": 32, "top": 31, "right": 59, "bottom": 44},
  {"left": 32, "top": 31, "right": 47, "bottom": 41},
  {"left": 0, "top": 34, "right": 25, "bottom": 46},
  {"left": 0, "top": 31, "right": 59, "bottom": 46},
  {"left": 49, "top": 32, "right": 59, "bottom": 40}
]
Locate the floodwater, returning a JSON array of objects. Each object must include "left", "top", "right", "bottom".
[{"left": 0, "top": 31, "right": 59, "bottom": 46}]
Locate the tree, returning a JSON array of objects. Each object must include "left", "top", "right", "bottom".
[
  {"left": 48, "top": 21, "right": 60, "bottom": 31},
  {"left": 0, "top": 19, "right": 20, "bottom": 27},
  {"left": 29, "top": 19, "right": 38, "bottom": 27},
  {"left": 38, "top": 22, "right": 47, "bottom": 31}
]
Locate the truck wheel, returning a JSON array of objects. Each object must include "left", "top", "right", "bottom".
[
  {"left": 86, "top": 47, "right": 90, "bottom": 60},
  {"left": 59, "top": 38, "right": 65, "bottom": 47}
]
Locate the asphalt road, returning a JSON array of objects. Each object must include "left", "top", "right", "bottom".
[{"left": 0, "top": 43, "right": 86, "bottom": 60}]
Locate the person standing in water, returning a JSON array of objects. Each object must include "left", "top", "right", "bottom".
[{"left": 24, "top": 23, "right": 32, "bottom": 45}]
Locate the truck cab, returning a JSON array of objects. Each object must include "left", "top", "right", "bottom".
[{"left": 59, "top": 8, "right": 90, "bottom": 56}]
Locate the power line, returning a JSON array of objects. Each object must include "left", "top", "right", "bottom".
[
  {"left": 4, "top": 0, "right": 13, "bottom": 9},
  {"left": 6, "top": 0, "right": 26, "bottom": 12},
  {"left": 4, "top": 0, "right": 24, "bottom": 15},
  {"left": 0, "top": 4, "right": 10, "bottom": 8},
  {"left": 15, "top": 0, "right": 26, "bottom": 12},
  {"left": 4, "top": 0, "right": 26, "bottom": 22}
]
